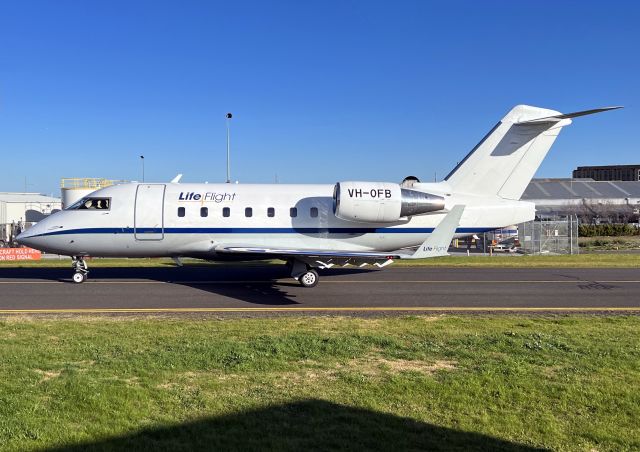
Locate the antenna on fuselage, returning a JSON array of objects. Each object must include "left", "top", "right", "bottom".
[{"left": 225, "top": 112, "right": 232, "bottom": 183}]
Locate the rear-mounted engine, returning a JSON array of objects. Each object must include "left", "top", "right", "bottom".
[{"left": 333, "top": 181, "right": 445, "bottom": 223}]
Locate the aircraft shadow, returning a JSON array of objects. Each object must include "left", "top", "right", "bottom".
[
  {"left": 42, "top": 399, "right": 547, "bottom": 451},
  {"left": 0, "top": 264, "right": 375, "bottom": 306}
]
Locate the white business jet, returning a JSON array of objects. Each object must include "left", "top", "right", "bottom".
[{"left": 18, "top": 105, "right": 620, "bottom": 287}]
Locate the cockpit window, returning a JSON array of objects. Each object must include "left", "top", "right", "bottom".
[{"left": 66, "top": 197, "right": 111, "bottom": 211}]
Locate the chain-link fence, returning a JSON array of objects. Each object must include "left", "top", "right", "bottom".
[{"left": 517, "top": 215, "right": 579, "bottom": 254}]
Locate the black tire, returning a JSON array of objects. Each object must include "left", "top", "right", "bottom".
[
  {"left": 72, "top": 272, "right": 85, "bottom": 284},
  {"left": 299, "top": 269, "right": 319, "bottom": 288}
]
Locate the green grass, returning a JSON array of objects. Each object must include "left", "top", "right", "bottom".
[
  {"left": 0, "top": 315, "right": 638, "bottom": 451},
  {"left": 394, "top": 253, "right": 640, "bottom": 267},
  {"left": 579, "top": 235, "right": 640, "bottom": 251},
  {"left": 1, "top": 253, "right": 639, "bottom": 269}
]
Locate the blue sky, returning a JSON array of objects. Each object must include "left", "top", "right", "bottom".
[{"left": 1, "top": 1, "right": 638, "bottom": 195}]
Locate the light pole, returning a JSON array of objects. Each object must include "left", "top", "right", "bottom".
[
  {"left": 140, "top": 155, "right": 145, "bottom": 182},
  {"left": 226, "top": 113, "right": 232, "bottom": 183}
]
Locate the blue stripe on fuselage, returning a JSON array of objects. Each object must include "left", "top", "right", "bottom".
[{"left": 30, "top": 226, "right": 498, "bottom": 238}]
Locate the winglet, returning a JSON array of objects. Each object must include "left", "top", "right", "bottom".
[
  {"left": 408, "top": 205, "right": 465, "bottom": 259},
  {"left": 171, "top": 174, "right": 183, "bottom": 183},
  {"left": 516, "top": 106, "right": 622, "bottom": 124}
]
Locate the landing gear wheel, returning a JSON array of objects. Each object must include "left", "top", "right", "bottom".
[
  {"left": 71, "top": 256, "right": 89, "bottom": 283},
  {"left": 299, "top": 269, "right": 319, "bottom": 288}
]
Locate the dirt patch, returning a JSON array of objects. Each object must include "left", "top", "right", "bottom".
[
  {"left": 271, "top": 369, "right": 337, "bottom": 389},
  {"left": 274, "top": 357, "right": 457, "bottom": 387},
  {"left": 179, "top": 370, "right": 237, "bottom": 381},
  {"left": 34, "top": 369, "right": 62, "bottom": 382},
  {"left": 104, "top": 375, "right": 140, "bottom": 386},
  {"left": 156, "top": 370, "right": 242, "bottom": 390},
  {"left": 542, "top": 365, "right": 563, "bottom": 378},
  {"left": 376, "top": 358, "right": 456, "bottom": 374},
  {"left": 340, "top": 356, "right": 457, "bottom": 377}
]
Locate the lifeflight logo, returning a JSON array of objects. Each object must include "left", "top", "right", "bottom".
[
  {"left": 422, "top": 245, "right": 448, "bottom": 253},
  {"left": 178, "top": 192, "right": 237, "bottom": 203}
]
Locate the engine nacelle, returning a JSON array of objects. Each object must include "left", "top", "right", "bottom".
[{"left": 333, "top": 181, "right": 445, "bottom": 223}]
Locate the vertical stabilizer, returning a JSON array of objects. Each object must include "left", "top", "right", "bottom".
[{"left": 444, "top": 105, "right": 621, "bottom": 200}]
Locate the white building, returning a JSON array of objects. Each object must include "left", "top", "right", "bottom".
[{"left": 0, "top": 192, "right": 62, "bottom": 246}]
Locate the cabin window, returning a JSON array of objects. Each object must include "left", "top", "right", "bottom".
[
  {"left": 200, "top": 207, "right": 208, "bottom": 217},
  {"left": 245, "top": 207, "right": 253, "bottom": 217},
  {"left": 66, "top": 197, "right": 111, "bottom": 211},
  {"left": 310, "top": 207, "right": 318, "bottom": 218},
  {"left": 223, "top": 207, "right": 230, "bottom": 217},
  {"left": 178, "top": 207, "right": 185, "bottom": 217},
  {"left": 290, "top": 207, "right": 297, "bottom": 218},
  {"left": 267, "top": 207, "right": 275, "bottom": 218}
]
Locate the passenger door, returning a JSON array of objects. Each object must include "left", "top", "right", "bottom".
[{"left": 134, "top": 184, "right": 165, "bottom": 240}]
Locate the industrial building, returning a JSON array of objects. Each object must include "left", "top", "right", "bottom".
[
  {"left": 522, "top": 178, "right": 640, "bottom": 222},
  {"left": 0, "top": 192, "right": 62, "bottom": 247},
  {"left": 573, "top": 165, "right": 640, "bottom": 181}
]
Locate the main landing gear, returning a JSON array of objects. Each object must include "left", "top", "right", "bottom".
[
  {"left": 288, "top": 259, "right": 319, "bottom": 288},
  {"left": 72, "top": 256, "right": 88, "bottom": 283},
  {"left": 299, "top": 269, "right": 319, "bottom": 288}
]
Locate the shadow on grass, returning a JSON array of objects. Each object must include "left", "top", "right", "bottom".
[{"left": 43, "top": 399, "right": 546, "bottom": 451}]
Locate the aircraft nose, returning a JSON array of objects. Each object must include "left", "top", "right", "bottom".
[
  {"left": 16, "top": 220, "right": 48, "bottom": 248},
  {"left": 16, "top": 229, "right": 36, "bottom": 247}
]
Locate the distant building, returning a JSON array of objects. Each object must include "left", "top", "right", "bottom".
[
  {"left": 572, "top": 165, "right": 640, "bottom": 181},
  {"left": 521, "top": 178, "right": 640, "bottom": 222},
  {"left": 0, "top": 192, "right": 62, "bottom": 246}
]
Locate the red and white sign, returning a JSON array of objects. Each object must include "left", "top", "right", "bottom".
[{"left": 0, "top": 248, "right": 42, "bottom": 261}]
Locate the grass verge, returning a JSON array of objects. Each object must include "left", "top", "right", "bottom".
[
  {"left": 393, "top": 253, "right": 640, "bottom": 267},
  {"left": 579, "top": 235, "right": 640, "bottom": 251},
  {"left": 0, "top": 315, "right": 638, "bottom": 451}
]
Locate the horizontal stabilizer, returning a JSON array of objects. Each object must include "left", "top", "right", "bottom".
[{"left": 516, "top": 106, "right": 623, "bottom": 124}]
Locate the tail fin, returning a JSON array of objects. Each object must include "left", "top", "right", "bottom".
[{"left": 444, "top": 105, "right": 621, "bottom": 200}]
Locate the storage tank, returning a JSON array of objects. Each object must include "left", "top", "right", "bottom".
[{"left": 61, "top": 178, "right": 128, "bottom": 208}]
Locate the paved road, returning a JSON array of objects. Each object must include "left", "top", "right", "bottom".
[{"left": 0, "top": 265, "right": 639, "bottom": 314}]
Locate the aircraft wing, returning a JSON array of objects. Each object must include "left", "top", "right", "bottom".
[
  {"left": 213, "top": 205, "right": 465, "bottom": 268},
  {"left": 214, "top": 244, "right": 401, "bottom": 268}
]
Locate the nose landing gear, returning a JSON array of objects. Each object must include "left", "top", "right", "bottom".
[{"left": 72, "top": 256, "right": 89, "bottom": 283}]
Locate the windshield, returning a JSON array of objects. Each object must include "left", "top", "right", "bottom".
[{"left": 65, "top": 197, "right": 111, "bottom": 211}]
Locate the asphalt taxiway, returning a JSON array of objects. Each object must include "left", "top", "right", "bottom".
[{"left": 0, "top": 265, "right": 638, "bottom": 314}]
